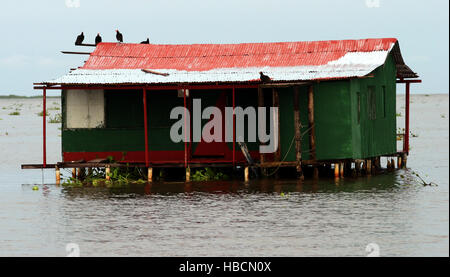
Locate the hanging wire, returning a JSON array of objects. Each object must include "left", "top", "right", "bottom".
[{"left": 261, "top": 124, "right": 315, "bottom": 177}]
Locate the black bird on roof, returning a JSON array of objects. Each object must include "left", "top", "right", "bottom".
[
  {"left": 95, "top": 33, "right": 102, "bottom": 45},
  {"left": 140, "top": 38, "right": 149, "bottom": 44},
  {"left": 75, "top": 32, "right": 84, "bottom": 45},
  {"left": 259, "top": 72, "right": 271, "bottom": 83},
  {"left": 116, "top": 30, "right": 123, "bottom": 43}
]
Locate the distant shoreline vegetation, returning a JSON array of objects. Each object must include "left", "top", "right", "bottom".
[{"left": 0, "top": 94, "right": 60, "bottom": 99}]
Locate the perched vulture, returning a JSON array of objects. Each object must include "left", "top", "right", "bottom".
[
  {"left": 95, "top": 33, "right": 102, "bottom": 45},
  {"left": 75, "top": 32, "right": 84, "bottom": 45},
  {"left": 116, "top": 30, "right": 123, "bottom": 43},
  {"left": 259, "top": 72, "right": 271, "bottom": 83},
  {"left": 140, "top": 38, "right": 150, "bottom": 44}
]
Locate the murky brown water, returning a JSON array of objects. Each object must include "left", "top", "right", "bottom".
[{"left": 0, "top": 95, "right": 448, "bottom": 256}]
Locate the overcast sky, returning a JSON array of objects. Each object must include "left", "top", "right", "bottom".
[{"left": 0, "top": 0, "right": 448, "bottom": 95}]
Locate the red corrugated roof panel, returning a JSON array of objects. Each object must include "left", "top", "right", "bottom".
[{"left": 82, "top": 38, "right": 398, "bottom": 71}]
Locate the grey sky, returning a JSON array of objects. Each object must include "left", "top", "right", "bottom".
[{"left": 0, "top": 0, "right": 448, "bottom": 95}]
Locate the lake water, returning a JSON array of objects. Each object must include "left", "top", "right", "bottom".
[{"left": 0, "top": 94, "right": 448, "bottom": 257}]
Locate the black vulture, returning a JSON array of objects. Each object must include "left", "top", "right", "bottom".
[
  {"left": 75, "top": 32, "right": 84, "bottom": 45},
  {"left": 95, "top": 33, "right": 102, "bottom": 45},
  {"left": 140, "top": 38, "right": 150, "bottom": 44},
  {"left": 116, "top": 30, "right": 123, "bottom": 43},
  {"left": 259, "top": 72, "right": 271, "bottom": 83}
]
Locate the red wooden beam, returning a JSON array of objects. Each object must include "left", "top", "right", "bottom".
[
  {"left": 143, "top": 88, "right": 149, "bottom": 167},
  {"left": 232, "top": 86, "right": 236, "bottom": 166},
  {"left": 184, "top": 88, "right": 188, "bottom": 168},
  {"left": 43, "top": 87, "right": 47, "bottom": 168}
]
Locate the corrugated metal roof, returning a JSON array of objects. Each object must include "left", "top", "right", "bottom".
[{"left": 42, "top": 38, "right": 418, "bottom": 85}]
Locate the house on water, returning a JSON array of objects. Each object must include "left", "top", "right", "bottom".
[{"left": 23, "top": 37, "right": 421, "bottom": 182}]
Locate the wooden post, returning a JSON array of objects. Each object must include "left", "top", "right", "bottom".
[
  {"left": 355, "top": 161, "right": 361, "bottom": 175},
  {"left": 148, "top": 168, "right": 153, "bottom": 182},
  {"left": 401, "top": 153, "right": 407, "bottom": 168},
  {"left": 186, "top": 167, "right": 191, "bottom": 182},
  {"left": 77, "top": 167, "right": 85, "bottom": 179},
  {"left": 272, "top": 88, "right": 281, "bottom": 162},
  {"left": 397, "top": 156, "right": 402, "bottom": 169},
  {"left": 55, "top": 166, "right": 60, "bottom": 185},
  {"left": 258, "top": 86, "right": 265, "bottom": 166},
  {"left": 293, "top": 86, "right": 303, "bottom": 179},
  {"left": 105, "top": 166, "right": 111, "bottom": 181},
  {"left": 366, "top": 159, "right": 372, "bottom": 175},
  {"left": 340, "top": 162, "right": 345, "bottom": 177},
  {"left": 334, "top": 163, "right": 340, "bottom": 178},
  {"left": 72, "top": 168, "right": 77, "bottom": 179},
  {"left": 244, "top": 166, "right": 250, "bottom": 182},
  {"left": 307, "top": 85, "right": 318, "bottom": 178}
]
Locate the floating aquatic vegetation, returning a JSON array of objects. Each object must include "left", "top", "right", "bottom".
[{"left": 191, "top": 167, "right": 229, "bottom": 181}]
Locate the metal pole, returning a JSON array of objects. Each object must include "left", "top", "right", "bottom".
[
  {"left": 143, "top": 88, "right": 149, "bottom": 167},
  {"left": 232, "top": 86, "right": 236, "bottom": 166},
  {"left": 43, "top": 87, "right": 47, "bottom": 168},
  {"left": 184, "top": 88, "right": 187, "bottom": 168},
  {"left": 404, "top": 82, "right": 410, "bottom": 154}
]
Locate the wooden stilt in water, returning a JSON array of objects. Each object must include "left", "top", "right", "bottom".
[
  {"left": 72, "top": 168, "right": 77, "bottom": 179},
  {"left": 148, "top": 167, "right": 153, "bottom": 183},
  {"left": 402, "top": 153, "right": 407, "bottom": 168},
  {"left": 390, "top": 158, "right": 395, "bottom": 170},
  {"left": 185, "top": 167, "right": 191, "bottom": 182},
  {"left": 334, "top": 163, "right": 340, "bottom": 178},
  {"left": 244, "top": 166, "right": 249, "bottom": 182},
  {"left": 105, "top": 166, "right": 111, "bottom": 181},
  {"left": 366, "top": 159, "right": 372, "bottom": 175},
  {"left": 397, "top": 157, "right": 402, "bottom": 169},
  {"left": 77, "top": 167, "right": 85, "bottom": 180},
  {"left": 55, "top": 166, "right": 60, "bottom": 185},
  {"left": 340, "top": 162, "right": 345, "bottom": 178}
]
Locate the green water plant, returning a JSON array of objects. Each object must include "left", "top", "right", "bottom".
[
  {"left": 37, "top": 110, "right": 49, "bottom": 116},
  {"left": 8, "top": 111, "right": 20, "bottom": 116},
  {"left": 191, "top": 167, "right": 229, "bottom": 181},
  {"left": 48, "top": 113, "right": 62, "bottom": 123}
]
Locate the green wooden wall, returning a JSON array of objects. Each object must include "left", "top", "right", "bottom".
[{"left": 62, "top": 53, "right": 397, "bottom": 160}]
